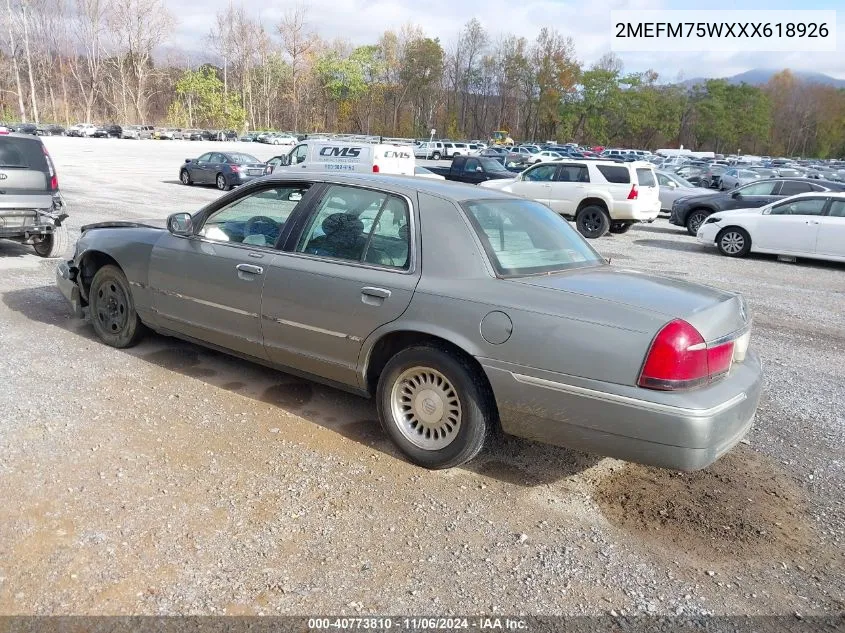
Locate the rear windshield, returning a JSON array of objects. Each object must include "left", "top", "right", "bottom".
[
  {"left": 597, "top": 165, "right": 630, "bottom": 183},
  {"left": 0, "top": 136, "right": 48, "bottom": 172},
  {"left": 478, "top": 158, "right": 510, "bottom": 174},
  {"left": 636, "top": 168, "right": 656, "bottom": 187},
  {"left": 226, "top": 153, "right": 260, "bottom": 164},
  {"left": 462, "top": 198, "right": 604, "bottom": 276}
]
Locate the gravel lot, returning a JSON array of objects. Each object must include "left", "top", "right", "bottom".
[{"left": 0, "top": 137, "right": 843, "bottom": 616}]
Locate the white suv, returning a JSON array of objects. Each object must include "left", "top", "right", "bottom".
[
  {"left": 414, "top": 141, "right": 446, "bottom": 160},
  {"left": 480, "top": 159, "right": 660, "bottom": 238}
]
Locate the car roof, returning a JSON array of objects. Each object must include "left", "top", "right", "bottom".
[
  {"left": 263, "top": 171, "right": 517, "bottom": 202},
  {"left": 785, "top": 191, "right": 845, "bottom": 199},
  {"left": 0, "top": 131, "right": 45, "bottom": 143}
]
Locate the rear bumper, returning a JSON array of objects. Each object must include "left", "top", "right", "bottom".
[
  {"left": 0, "top": 208, "right": 67, "bottom": 239},
  {"left": 612, "top": 199, "right": 660, "bottom": 221},
  {"left": 481, "top": 351, "right": 763, "bottom": 471},
  {"left": 56, "top": 261, "right": 84, "bottom": 318}
]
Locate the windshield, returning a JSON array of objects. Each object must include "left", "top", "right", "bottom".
[
  {"left": 478, "top": 158, "right": 509, "bottom": 173},
  {"left": 462, "top": 198, "right": 604, "bottom": 276},
  {"left": 227, "top": 153, "right": 260, "bottom": 164}
]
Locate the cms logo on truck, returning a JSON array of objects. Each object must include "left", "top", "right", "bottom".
[
  {"left": 319, "top": 147, "right": 362, "bottom": 158},
  {"left": 383, "top": 151, "right": 411, "bottom": 158}
]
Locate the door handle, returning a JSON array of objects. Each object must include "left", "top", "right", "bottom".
[
  {"left": 362, "top": 287, "right": 391, "bottom": 299},
  {"left": 806, "top": 220, "right": 820, "bottom": 225},
  {"left": 236, "top": 263, "right": 264, "bottom": 275}
]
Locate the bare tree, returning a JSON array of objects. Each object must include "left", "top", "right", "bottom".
[
  {"left": 108, "top": 0, "right": 174, "bottom": 122},
  {"left": 208, "top": 1, "right": 234, "bottom": 99},
  {"left": 19, "top": 0, "right": 40, "bottom": 122},
  {"left": 4, "top": 0, "right": 28, "bottom": 120},
  {"left": 70, "top": 0, "right": 110, "bottom": 121},
  {"left": 277, "top": 3, "right": 313, "bottom": 132}
]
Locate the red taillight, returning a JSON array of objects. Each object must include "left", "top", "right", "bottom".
[
  {"left": 627, "top": 184, "right": 638, "bottom": 199},
  {"left": 638, "top": 319, "right": 735, "bottom": 391},
  {"left": 372, "top": 164, "right": 380, "bottom": 173},
  {"left": 42, "top": 145, "right": 58, "bottom": 190},
  {"left": 707, "top": 341, "right": 735, "bottom": 379},
  {"left": 230, "top": 165, "right": 241, "bottom": 173}
]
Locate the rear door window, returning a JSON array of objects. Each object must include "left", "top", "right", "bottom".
[
  {"left": 556, "top": 165, "right": 589, "bottom": 182},
  {"left": 597, "top": 165, "right": 630, "bottom": 183},
  {"left": 779, "top": 181, "right": 814, "bottom": 195}
]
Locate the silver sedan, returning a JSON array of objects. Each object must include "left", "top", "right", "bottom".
[
  {"left": 656, "top": 170, "right": 716, "bottom": 213},
  {"left": 56, "top": 173, "right": 761, "bottom": 471},
  {"left": 720, "top": 168, "right": 762, "bottom": 190}
]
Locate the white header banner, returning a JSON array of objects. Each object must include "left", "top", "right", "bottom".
[{"left": 611, "top": 10, "right": 837, "bottom": 52}]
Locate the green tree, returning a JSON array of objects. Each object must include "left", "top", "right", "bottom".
[{"left": 168, "top": 65, "right": 246, "bottom": 129}]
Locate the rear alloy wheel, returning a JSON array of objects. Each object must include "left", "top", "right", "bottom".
[
  {"left": 216, "top": 174, "right": 230, "bottom": 191},
  {"left": 33, "top": 225, "right": 68, "bottom": 258},
  {"left": 576, "top": 205, "right": 611, "bottom": 239},
  {"left": 431, "top": 151, "right": 442, "bottom": 160},
  {"left": 88, "top": 264, "right": 146, "bottom": 348},
  {"left": 716, "top": 227, "right": 751, "bottom": 258},
  {"left": 180, "top": 169, "right": 192, "bottom": 185},
  {"left": 377, "top": 345, "right": 491, "bottom": 469},
  {"left": 685, "top": 209, "right": 709, "bottom": 236},
  {"left": 609, "top": 221, "right": 633, "bottom": 234}
]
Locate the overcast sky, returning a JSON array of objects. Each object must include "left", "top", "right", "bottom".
[{"left": 170, "top": 0, "right": 844, "bottom": 81}]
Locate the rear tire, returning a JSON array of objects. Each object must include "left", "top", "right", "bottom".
[
  {"left": 575, "top": 205, "right": 611, "bottom": 239},
  {"left": 89, "top": 265, "right": 146, "bottom": 348},
  {"left": 33, "top": 225, "right": 68, "bottom": 258},
  {"left": 216, "top": 173, "right": 230, "bottom": 191},
  {"left": 685, "top": 209, "right": 709, "bottom": 236},
  {"left": 716, "top": 227, "right": 751, "bottom": 258},
  {"left": 376, "top": 345, "right": 492, "bottom": 469},
  {"left": 609, "top": 221, "right": 633, "bottom": 234}
]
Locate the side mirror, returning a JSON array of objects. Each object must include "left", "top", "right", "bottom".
[
  {"left": 280, "top": 155, "right": 291, "bottom": 166},
  {"left": 184, "top": 158, "right": 191, "bottom": 163},
  {"left": 731, "top": 191, "right": 741, "bottom": 199},
  {"left": 668, "top": 181, "right": 678, "bottom": 188},
  {"left": 167, "top": 212, "right": 193, "bottom": 236},
  {"left": 476, "top": 166, "right": 483, "bottom": 172}
]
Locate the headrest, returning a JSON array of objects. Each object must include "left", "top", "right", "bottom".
[{"left": 322, "top": 213, "right": 364, "bottom": 236}]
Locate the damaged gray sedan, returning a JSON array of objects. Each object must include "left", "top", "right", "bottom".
[{"left": 56, "top": 173, "right": 762, "bottom": 470}]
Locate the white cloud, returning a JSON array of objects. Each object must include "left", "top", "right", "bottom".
[{"left": 168, "top": 0, "right": 845, "bottom": 80}]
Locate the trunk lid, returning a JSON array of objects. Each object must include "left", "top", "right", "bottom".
[{"left": 512, "top": 267, "right": 748, "bottom": 342}]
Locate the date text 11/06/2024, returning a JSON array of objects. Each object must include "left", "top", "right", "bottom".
[{"left": 307, "top": 617, "right": 529, "bottom": 630}]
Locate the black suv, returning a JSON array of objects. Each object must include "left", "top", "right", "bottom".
[
  {"left": 670, "top": 177, "right": 845, "bottom": 235},
  {"left": 0, "top": 131, "right": 68, "bottom": 257}
]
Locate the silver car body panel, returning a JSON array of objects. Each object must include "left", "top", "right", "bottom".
[{"left": 57, "top": 173, "right": 762, "bottom": 470}]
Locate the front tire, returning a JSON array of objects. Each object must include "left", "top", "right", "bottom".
[
  {"left": 33, "top": 225, "right": 68, "bottom": 258},
  {"left": 216, "top": 174, "right": 230, "bottom": 191},
  {"left": 716, "top": 227, "right": 751, "bottom": 258},
  {"left": 431, "top": 151, "right": 442, "bottom": 160},
  {"left": 685, "top": 209, "right": 709, "bottom": 236},
  {"left": 376, "top": 345, "right": 492, "bottom": 469},
  {"left": 89, "top": 264, "right": 146, "bottom": 348},
  {"left": 180, "top": 169, "right": 192, "bottom": 185},
  {"left": 576, "top": 205, "right": 611, "bottom": 239}
]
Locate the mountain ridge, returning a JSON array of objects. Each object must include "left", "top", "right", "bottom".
[{"left": 680, "top": 68, "right": 845, "bottom": 88}]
